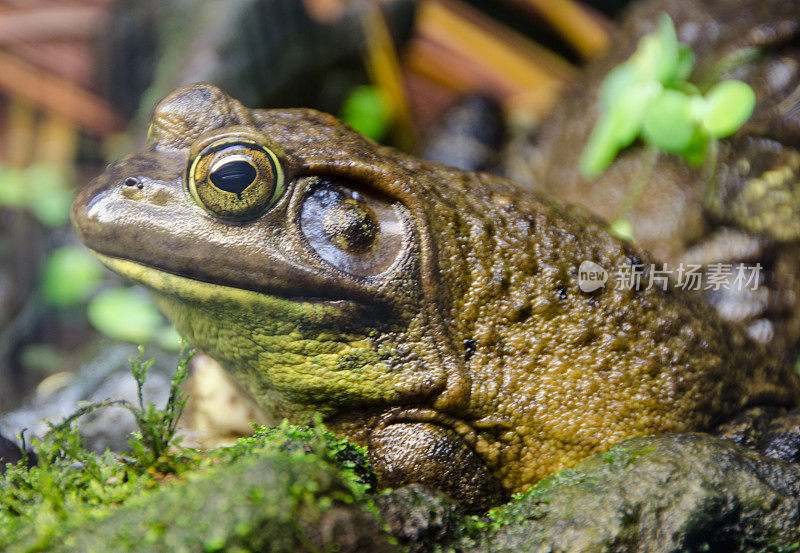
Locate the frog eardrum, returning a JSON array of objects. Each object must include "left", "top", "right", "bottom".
[
  {"left": 187, "top": 128, "right": 284, "bottom": 220},
  {"left": 298, "top": 177, "right": 409, "bottom": 277}
]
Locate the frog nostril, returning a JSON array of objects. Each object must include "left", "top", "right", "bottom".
[{"left": 123, "top": 177, "right": 144, "bottom": 190}]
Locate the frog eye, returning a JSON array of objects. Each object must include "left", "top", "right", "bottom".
[
  {"left": 299, "top": 178, "right": 408, "bottom": 277},
  {"left": 187, "top": 137, "right": 284, "bottom": 220}
]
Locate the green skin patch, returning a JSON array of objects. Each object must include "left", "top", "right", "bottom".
[{"left": 92, "top": 252, "right": 403, "bottom": 419}]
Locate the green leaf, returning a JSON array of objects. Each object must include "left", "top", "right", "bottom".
[
  {"left": 675, "top": 44, "right": 696, "bottom": 81},
  {"left": 598, "top": 64, "right": 638, "bottom": 108},
  {"left": 155, "top": 325, "right": 183, "bottom": 352},
  {"left": 41, "top": 246, "right": 104, "bottom": 308},
  {"left": 701, "top": 80, "right": 756, "bottom": 138},
  {"left": 580, "top": 116, "right": 622, "bottom": 179},
  {"left": 580, "top": 81, "right": 661, "bottom": 179},
  {"left": 0, "top": 164, "right": 75, "bottom": 227},
  {"left": 642, "top": 89, "right": 696, "bottom": 152},
  {"left": 632, "top": 14, "right": 680, "bottom": 84},
  {"left": 680, "top": 128, "right": 711, "bottom": 167},
  {"left": 87, "top": 287, "right": 167, "bottom": 344},
  {"left": 340, "top": 85, "right": 391, "bottom": 141},
  {"left": 653, "top": 13, "right": 680, "bottom": 82},
  {"left": 580, "top": 13, "right": 728, "bottom": 175},
  {"left": 30, "top": 188, "right": 74, "bottom": 228},
  {"left": 610, "top": 219, "right": 635, "bottom": 241},
  {"left": 610, "top": 83, "right": 663, "bottom": 144},
  {"left": 19, "top": 343, "right": 66, "bottom": 374}
]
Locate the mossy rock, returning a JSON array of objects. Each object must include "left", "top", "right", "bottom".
[
  {"left": 5, "top": 430, "right": 800, "bottom": 552},
  {"left": 0, "top": 425, "right": 392, "bottom": 553},
  {"left": 447, "top": 433, "right": 800, "bottom": 553},
  {"left": 39, "top": 450, "right": 391, "bottom": 553}
]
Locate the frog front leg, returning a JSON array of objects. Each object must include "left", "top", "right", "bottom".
[{"left": 367, "top": 418, "right": 507, "bottom": 514}]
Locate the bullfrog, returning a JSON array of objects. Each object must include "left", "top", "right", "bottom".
[
  {"left": 72, "top": 82, "right": 800, "bottom": 512},
  {"left": 521, "top": 0, "right": 800, "bottom": 360}
]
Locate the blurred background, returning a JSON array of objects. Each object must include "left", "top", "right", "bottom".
[{"left": 0, "top": 0, "right": 631, "bottom": 445}]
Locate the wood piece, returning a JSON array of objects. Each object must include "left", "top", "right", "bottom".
[
  {"left": 5, "top": 98, "right": 37, "bottom": 167},
  {"left": 406, "top": 36, "right": 515, "bottom": 97},
  {"left": 362, "top": 1, "right": 416, "bottom": 150},
  {"left": 0, "top": 5, "right": 107, "bottom": 44},
  {"left": 422, "top": 0, "right": 576, "bottom": 83},
  {"left": 402, "top": 67, "right": 458, "bottom": 130},
  {"left": 405, "top": 35, "right": 564, "bottom": 118},
  {"left": 407, "top": 0, "right": 573, "bottom": 119},
  {"left": 8, "top": 41, "right": 94, "bottom": 89},
  {"left": 35, "top": 112, "right": 80, "bottom": 165},
  {"left": 0, "top": 50, "right": 125, "bottom": 135},
  {"left": 302, "top": 0, "right": 345, "bottom": 23},
  {"left": 495, "top": 0, "right": 611, "bottom": 59}
]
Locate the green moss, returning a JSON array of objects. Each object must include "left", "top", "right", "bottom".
[
  {"left": 0, "top": 347, "right": 198, "bottom": 549},
  {"left": 472, "top": 441, "right": 658, "bottom": 532},
  {"left": 0, "top": 352, "right": 378, "bottom": 552},
  {"left": 224, "top": 420, "right": 376, "bottom": 493},
  {"left": 598, "top": 442, "right": 656, "bottom": 467},
  {"left": 1, "top": 422, "right": 378, "bottom": 552},
  {"left": 479, "top": 469, "right": 583, "bottom": 529}
]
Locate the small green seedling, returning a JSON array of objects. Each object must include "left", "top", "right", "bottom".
[{"left": 580, "top": 14, "right": 756, "bottom": 179}]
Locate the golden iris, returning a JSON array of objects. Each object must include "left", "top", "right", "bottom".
[{"left": 187, "top": 135, "right": 284, "bottom": 220}]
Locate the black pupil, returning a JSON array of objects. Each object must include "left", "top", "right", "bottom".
[{"left": 209, "top": 160, "right": 257, "bottom": 194}]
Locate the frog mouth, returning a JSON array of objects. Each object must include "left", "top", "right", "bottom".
[
  {"left": 91, "top": 251, "right": 361, "bottom": 308},
  {"left": 70, "top": 165, "right": 389, "bottom": 308}
]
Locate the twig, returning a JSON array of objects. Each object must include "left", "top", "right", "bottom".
[
  {"left": 494, "top": 0, "right": 612, "bottom": 59},
  {"left": 0, "top": 49, "right": 125, "bottom": 135},
  {"left": 0, "top": 6, "right": 107, "bottom": 44}
]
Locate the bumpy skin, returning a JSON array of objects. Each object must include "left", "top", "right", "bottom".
[
  {"left": 522, "top": 0, "right": 800, "bottom": 359},
  {"left": 72, "top": 83, "right": 800, "bottom": 511}
]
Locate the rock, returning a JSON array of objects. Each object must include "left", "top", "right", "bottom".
[
  {"left": 42, "top": 453, "right": 395, "bottom": 553},
  {"left": 0, "top": 433, "right": 21, "bottom": 467},
  {"left": 6, "top": 428, "right": 800, "bottom": 552},
  {"left": 2, "top": 346, "right": 276, "bottom": 454},
  {"left": 180, "top": 353, "right": 272, "bottom": 448},
  {"left": 715, "top": 405, "right": 800, "bottom": 464},
  {"left": 0, "top": 342, "right": 177, "bottom": 453},
  {"left": 714, "top": 405, "right": 786, "bottom": 449},
  {"left": 758, "top": 408, "right": 800, "bottom": 463},
  {"left": 375, "top": 484, "right": 465, "bottom": 553},
  {"left": 0, "top": 434, "right": 36, "bottom": 474},
  {"left": 418, "top": 95, "right": 506, "bottom": 173},
  {"left": 444, "top": 434, "right": 800, "bottom": 553}
]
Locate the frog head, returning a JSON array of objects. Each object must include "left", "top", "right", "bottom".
[{"left": 72, "top": 83, "right": 473, "bottom": 421}]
